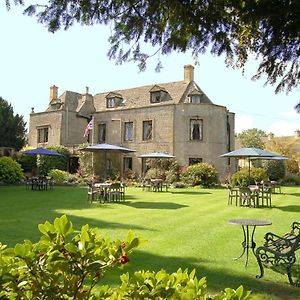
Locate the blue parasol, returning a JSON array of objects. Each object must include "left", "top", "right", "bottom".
[{"left": 20, "top": 147, "right": 63, "bottom": 156}]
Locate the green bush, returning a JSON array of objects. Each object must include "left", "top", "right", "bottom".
[
  {"left": 0, "top": 215, "right": 141, "bottom": 298},
  {"left": 182, "top": 162, "right": 218, "bottom": 187},
  {"left": 262, "top": 160, "right": 286, "bottom": 181},
  {"left": 38, "top": 145, "right": 70, "bottom": 175},
  {"left": 231, "top": 167, "right": 268, "bottom": 187},
  {"left": 0, "top": 156, "right": 23, "bottom": 184},
  {"left": 0, "top": 215, "right": 255, "bottom": 299},
  {"left": 16, "top": 150, "right": 37, "bottom": 174},
  {"left": 145, "top": 168, "right": 165, "bottom": 179},
  {"left": 48, "top": 169, "right": 71, "bottom": 184},
  {"left": 281, "top": 174, "right": 300, "bottom": 185},
  {"left": 165, "top": 161, "right": 181, "bottom": 183}
]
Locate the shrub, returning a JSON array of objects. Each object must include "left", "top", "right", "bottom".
[
  {"left": 182, "top": 162, "right": 218, "bottom": 187},
  {"left": 16, "top": 148, "right": 37, "bottom": 174},
  {"left": 0, "top": 215, "right": 141, "bottom": 298},
  {"left": 231, "top": 167, "right": 268, "bottom": 187},
  {"left": 145, "top": 168, "right": 165, "bottom": 179},
  {"left": 262, "top": 160, "right": 286, "bottom": 181},
  {"left": 0, "top": 215, "right": 255, "bottom": 299},
  {"left": 48, "top": 169, "right": 70, "bottom": 184},
  {"left": 0, "top": 156, "right": 23, "bottom": 184},
  {"left": 281, "top": 174, "right": 300, "bottom": 185},
  {"left": 38, "top": 145, "right": 70, "bottom": 175},
  {"left": 165, "top": 161, "right": 181, "bottom": 183}
]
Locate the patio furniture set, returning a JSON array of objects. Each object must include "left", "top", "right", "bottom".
[
  {"left": 229, "top": 220, "right": 300, "bottom": 286},
  {"left": 140, "top": 178, "right": 169, "bottom": 192},
  {"left": 227, "top": 182, "right": 279, "bottom": 207},
  {"left": 87, "top": 182, "right": 125, "bottom": 203},
  {"left": 25, "top": 176, "right": 54, "bottom": 191}
]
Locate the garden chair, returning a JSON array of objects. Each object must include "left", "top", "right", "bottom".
[
  {"left": 87, "top": 183, "right": 98, "bottom": 203},
  {"left": 257, "top": 186, "right": 272, "bottom": 207},
  {"left": 239, "top": 187, "right": 256, "bottom": 207},
  {"left": 227, "top": 185, "right": 239, "bottom": 205},
  {"left": 108, "top": 183, "right": 124, "bottom": 202}
]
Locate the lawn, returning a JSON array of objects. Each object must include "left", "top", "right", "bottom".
[{"left": 0, "top": 185, "right": 299, "bottom": 299}]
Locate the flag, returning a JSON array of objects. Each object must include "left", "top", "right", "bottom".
[{"left": 84, "top": 118, "right": 93, "bottom": 137}]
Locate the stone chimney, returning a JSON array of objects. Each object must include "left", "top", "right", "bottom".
[
  {"left": 50, "top": 85, "right": 58, "bottom": 101},
  {"left": 184, "top": 64, "right": 194, "bottom": 83}
]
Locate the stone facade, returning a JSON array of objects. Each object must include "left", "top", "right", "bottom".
[{"left": 28, "top": 65, "right": 235, "bottom": 177}]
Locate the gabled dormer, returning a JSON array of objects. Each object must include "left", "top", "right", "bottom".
[
  {"left": 106, "top": 92, "right": 124, "bottom": 108},
  {"left": 149, "top": 85, "right": 171, "bottom": 103},
  {"left": 188, "top": 89, "right": 203, "bottom": 104}
]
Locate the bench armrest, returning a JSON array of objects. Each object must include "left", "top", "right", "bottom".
[{"left": 264, "top": 232, "right": 288, "bottom": 244}]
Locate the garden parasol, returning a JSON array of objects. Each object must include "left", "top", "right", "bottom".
[
  {"left": 220, "top": 147, "right": 286, "bottom": 184},
  {"left": 81, "top": 143, "right": 135, "bottom": 178},
  {"left": 139, "top": 152, "right": 175, "bottom": 175},
  {"left": 139, "top": 152, "right": 175, "bottom": 159},
  {"left": 20, "top": 147, "right": 63, "bottom": 156}
]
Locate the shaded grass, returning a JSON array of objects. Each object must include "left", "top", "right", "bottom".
[{"left": 0, "top": 185, "right": 300, "bottom": 299}]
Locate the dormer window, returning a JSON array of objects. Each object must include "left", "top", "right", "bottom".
[
  {"left": 150, "top": 91, "right": 161, "bottom": 103},
  {"left": 149, "top": 85, "right": 170, "bottom": 103},
  {"left": 189, "top": 89, "right": 202, "bottom": 104},
  {"left": 106, "top": 92, "right": 124, "bottom": 108},
  {"left": 191, "top": 95, "right": 201, "bottom": 104}
]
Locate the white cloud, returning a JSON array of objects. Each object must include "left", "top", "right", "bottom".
[
  {"left": 267, "top": 121, "right": 300, "bottom": 137},
  {"left": 235, "top": 115, "right": 254, "bottom": 133},
  {"left": 279, "top": 110, "right": 298, "bottom": 119}
]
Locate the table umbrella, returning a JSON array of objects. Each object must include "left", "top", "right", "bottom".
[
  {"left": 81, "top": 143, "right": 135, "bottom": 178},
  {"left": 139, "top": 152, "right": 175, "bottom": 159},
  {"left": 20, "top": 147, "right": 63, "bottom": 156},
  {"left": 220, "top": 147, "right": 287, "bottom": 184}
]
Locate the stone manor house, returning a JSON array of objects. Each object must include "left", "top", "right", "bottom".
[{"left": 28, "top": 65, "right": 235, "bottom": 178}]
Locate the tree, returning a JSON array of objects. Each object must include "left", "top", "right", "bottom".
[
  {"left": 266, "top": 136, "right": 300, "bottom": 174},
  {"left": 0, "top": 97, "right": 27, "bottom": 151},
  {"left": 237, "top": 128, "right": 267, "bottom": 148},
  {"left": 6, "top": 0, "right": 300, "bottom": 95}
]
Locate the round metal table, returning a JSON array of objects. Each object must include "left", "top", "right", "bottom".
[{"left": 228, "top": 219, "right": 272, "bottom": 267}]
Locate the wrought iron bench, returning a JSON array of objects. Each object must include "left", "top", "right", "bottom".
[{"left": 255, "top": 221, "right": 300, "bottom": 286}]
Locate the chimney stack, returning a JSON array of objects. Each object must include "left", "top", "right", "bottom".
[
  {"left": 184, "top": 64, "right": 194, "bottom": 83},
  {"left": 50, "top": 85, "right": 58, "bottom": 101}
]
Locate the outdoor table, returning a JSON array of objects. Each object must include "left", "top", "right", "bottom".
[
  {"left": 94, "top": 182, "right": 112, "bottom": 202},
  {"left": 150, "top": 179, "right": 169, "bottom": 192},
  {"left": 248, "top": 185, "right": 260, "bottom": 206},
  {"left": 228, "top": 219, "right": 272, "bottom": 267}
]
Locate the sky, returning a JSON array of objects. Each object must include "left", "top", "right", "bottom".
[{"left": 1, "top": 5, "right": 300, "bottom": 137}]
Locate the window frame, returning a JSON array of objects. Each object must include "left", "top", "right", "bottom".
[
  {"left": 37, "top": 127, "right": 49, "bottom": 143},
  {"left": 189, "top": 158, "right": 203, "bottom": 165},
  {"left": 142, "top": 120, "right": 153, "bottom": 141},
  {"left": 98, "top": 123, "right": 106, "bottom": 143},
  {"left": 190, "top": 94, "right": 201, "bottom": 104},
  {"left": 123, "top": 157, "right": 133, "bottom": 173},
  {"left": 190, "top": 118, "right": 203, "bottom": 141},
  {"left": 124, "top": 121, "right": 134, "bottom": 142}
]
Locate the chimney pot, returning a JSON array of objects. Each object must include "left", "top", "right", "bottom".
[{"left": 184, "top": 64, "right": 194, "bottom": 83}]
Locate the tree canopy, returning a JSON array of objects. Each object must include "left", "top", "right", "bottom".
[
  {"left": 0, "top": 97, "right": 27, "bottom": 151},
  {"left": 237, "top": 128, "right": 267, "bottom": 149},
  {"left": 6, "top": 0, "right": 300, "bottom": 95}
]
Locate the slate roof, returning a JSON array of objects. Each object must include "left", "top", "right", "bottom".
[{"left": 93, "top": 80, "right": 213, "bottom": 111}]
